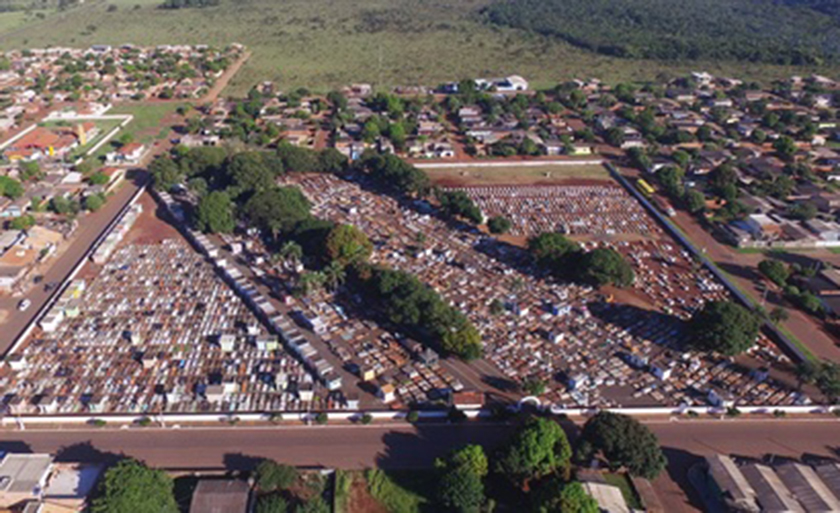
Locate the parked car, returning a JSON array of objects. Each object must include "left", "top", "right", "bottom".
[{"left": 17, "top": 299, "right": 31, "bottom": 311}]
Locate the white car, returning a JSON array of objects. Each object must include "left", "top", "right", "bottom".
[{"left": 17, "top": 299, "right": 31, "bottom": 311}]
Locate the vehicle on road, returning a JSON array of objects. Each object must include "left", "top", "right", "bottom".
[{"left": 17, "top": 299, "right": 31, "bottom": 311}]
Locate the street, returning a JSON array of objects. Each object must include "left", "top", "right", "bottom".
[{"left": 1, "top": 418, "right": 837, "bottom": 512}]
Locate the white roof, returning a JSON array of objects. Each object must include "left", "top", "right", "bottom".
[{"left": 0, "top": 453, "right": 53, "bottom": 494}]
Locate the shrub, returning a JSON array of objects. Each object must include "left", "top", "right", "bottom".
[
  {"left": 315, "top": 412, "right": 328, "bottom": 425},
  {"left": 360, "top": 413, "right": 373, "bottom": 425},
  {"left": 406, "top": 410, "right": 419, "bottom": 423}
]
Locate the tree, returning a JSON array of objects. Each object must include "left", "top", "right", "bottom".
[
  {"left": 816, "top": 362, "right": 840, "bottom": 402},
  {"left": 579, "top": 248, "right": 634, "bottom": 288},
  {"left": 494, "top": 417, "right": 572, "bottom": 487},
  {"left": 488, "top": 216, "right": 512, "bottom": 234},
  {"left": 685, "top": 189, "right": 706, "bottom": 214},
  {"left": 323, "top": 260, "right": 347, "bottom": 291},
  {"left": 521, "top": 377, "right": 547, "bottom": 396},
  {"left": 244, "top": 186, "right": 311, "bottom": 236},
  {"left": 324, "top": 224, "right": 373, "bottom": 266},
  {"left": 0, "top": 176, "right": 24, "bottom": 199},
  {"left": 89, "top": 171, "right": 110, "bottom": 185},
  {"left": 438, "top": 190, "right": 482, "bottom": 224},
  {"left": 254, "top": 460, "right": 298, "bottom": 492},
  {"left": 149, "top": 157, "right": 183, "bottom": 191},
  {"left": 788, "top": 201, "right": 817, "bottom": 221},
  {"left": 297, "top": 497, "right": 330, "bottom": 513},
  {"left": 318, "top": 148, "right": 348, "bottom": 174},
  {"left": 773, "top": 135, "right": 798, "bottom": 161},
  {"left": 689, "top": 300, "right": 760, "bottom": 356},
  {"left": 769, "top": 307, "right": 789, "bottom": 324},
  {"left": 441, "top": 444, "right": 489, "bottom": 478},
  {"left": 277, "top": 142, "right": 319, "bottom": 173},
  {"left": 226, "top": 151, "right": 275, "bottom": 194},
  {"left": 196, "top": 190, "right": 235, "bottom": 233},
  {"left": 84, "top": 193, "right": 105, "bottom": 212},
  {"left": 441, "top": 319, "right": 483, "bottom": 361},
  {"left": 437, "top": 466, "right": 484, "bottom": 513},
  {"left": 9, "top": 214, "right": 35, "bottom": 230},
  {"left": 528, "top": 233, "right": 581, "bottom": 271},
  {"left": 90, "top": 459, "right": 177, "bottom": 513},
  {"left": 256, "top": 494, "right": 288, "bottom": 513},
  {"left": 758, "top": 259, "right": 790, "bottom": 287},
  {"left": 532, "top": 478, "right": 599, "bottom": 513},
  {"left": 279, "top": 240, "right": 303, "bottom": 267},
  {"left": 576, "top": 411, "right": 666, "bottom": 479}
]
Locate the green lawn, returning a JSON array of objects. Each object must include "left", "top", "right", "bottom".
[
  {"left": 603, "top": 473, "right": 643, "bottom": 510},
  {"left": 424, "top": 163, "right": 610, "bottom": 186},
  {"left": 365, "top": 469, "right": 434, "bottom": 513},
  {"left": 0, "top": 0, "right": 834, "bottom": 95}
]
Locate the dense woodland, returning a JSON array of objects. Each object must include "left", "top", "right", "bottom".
[{"left": 483, "top": 0, "right": 840, "bottom": 65}]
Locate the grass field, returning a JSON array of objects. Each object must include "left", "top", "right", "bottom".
[
  {"left": 422, "top": 163, "right": 611, "bottom": 186},
  {"left": 109, "top": 102, "right": 182, "bottom": 144},
  {"left": 0, "top": 0, "right": 835, "bottom": 96}
]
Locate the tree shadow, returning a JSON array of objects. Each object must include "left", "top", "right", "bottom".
[
  {"left": 53, "top": 441, "right": 124, "bottom": 467},
  {"left": 222, "top": 452, "right": 266, "bottom": 473},
  {"left": 0, "top": 440, "right": 32, "bottom": 454}
]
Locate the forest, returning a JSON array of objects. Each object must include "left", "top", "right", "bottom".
[{"left": 483, "top": 0, "right": 840, "bottom": 65}]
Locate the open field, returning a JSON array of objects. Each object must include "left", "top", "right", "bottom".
[
  {"left": 0, "top": 0, "right": 836, "bottom": 95},
  {"left": 0, "top": 9, "right": 50, "bottom": 34},
  {"left": 424, "top": 163, "right": 611, "bottom": 186}
]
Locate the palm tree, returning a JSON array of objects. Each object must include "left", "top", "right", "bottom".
[
  {"left": 324, "top": 261, "right": 346, "bottom": 292},
  {"left": 298, "top": 271, "right": 326, "bottom": 297},
  {"left": 279, "top": 241, "right": 303, "bottom": 269}
]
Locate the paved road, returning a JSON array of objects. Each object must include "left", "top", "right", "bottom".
[
  {"left": 1, "top": 419, "right": 837, "bottom": 512},
  {"left": 0, "top": 172, "right": 147, "bottom": 355}
]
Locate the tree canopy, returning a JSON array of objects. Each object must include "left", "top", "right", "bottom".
[
  {"left": 254, "top": 460, "right": 299, "bottom": 492},
  {"left": 494, "top": 417, "right": 572, "bottom": 487},
  {"left": 528, "top": 233, "right": 581, "bottom": 274},
  {"left": 243, "top": 186, "right": 311, "bottom": 235},
  {"left": 324, "top": 224, "right": 373, "bottom": 266},
  {"left": 578, "top": 248, "right": 635, "bottom": 288},
  {"left": 532, "top": 478, "right": 599, "bottom": 513},
  {"left": 438, "top": 190, "right": 483, "bottom": 224},
  {"left": 90, "top": 459, "right": 177, "bottom": 513},
  {"left": 355, "top": 152, "right": 430, "bottom": 197},
  {"left": 689, "top": 300, "right": 761, "bottom": 355},
  {"left": 576, "top": 411, "right": 666, "bottom": 479},
  {"left": 357, "top": 265, "right": 482, "bottom": 360},
  {"left": 195, "top": 190, "right": 235, "bottom": 233}
]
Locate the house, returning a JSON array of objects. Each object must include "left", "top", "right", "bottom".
[
  {"left": 42, "top": 462, "right": 103, "bottom": 512},
  {"left": 189, "top": 479, "right": 251, "bottom": 513},
  {"left": 702, "top": 455, "right": 760, "bottom": 512},
  {"left": 105, "top": 142, "right": 146, "bottom": 165},
  {"left": 451, "top": 390, "right": 485, "bottom": 410},
  {"left": 0, "top": 453, "right": 54, "bottom": 508}
]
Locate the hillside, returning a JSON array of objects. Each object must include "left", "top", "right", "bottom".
[
  {"left": 483, "top": 0, "right": 840, "bottom": 65},
  {"left": 0, "top": 0, "right": 836, "bottom": 94}
]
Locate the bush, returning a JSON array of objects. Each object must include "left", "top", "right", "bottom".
[
  {"left": 773, "top": 409, "right": 786, "bottom": 418},
  {"left": 360, "top": 413, "right": 373, "bottom": 425},
  {"left": 487, "top": 215, "right": 512, "bottom": 234},
  {"left": 256, "top": 494, "right": 287, "bottom": 513},
  {"left": 254, "top": 460, "right": 298, "bottom": 492},
  {"left": 406, "top": 410, "right": 419, "bottom": 423},
  {"left": 758, "top": 259, "right": 790, "bottom": 287},
  {"left": 315, "top": 412, "right": 328, "bottom": 425},
  {"left": 726, "top": 407, "right": 741, "bottom": 417}
]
